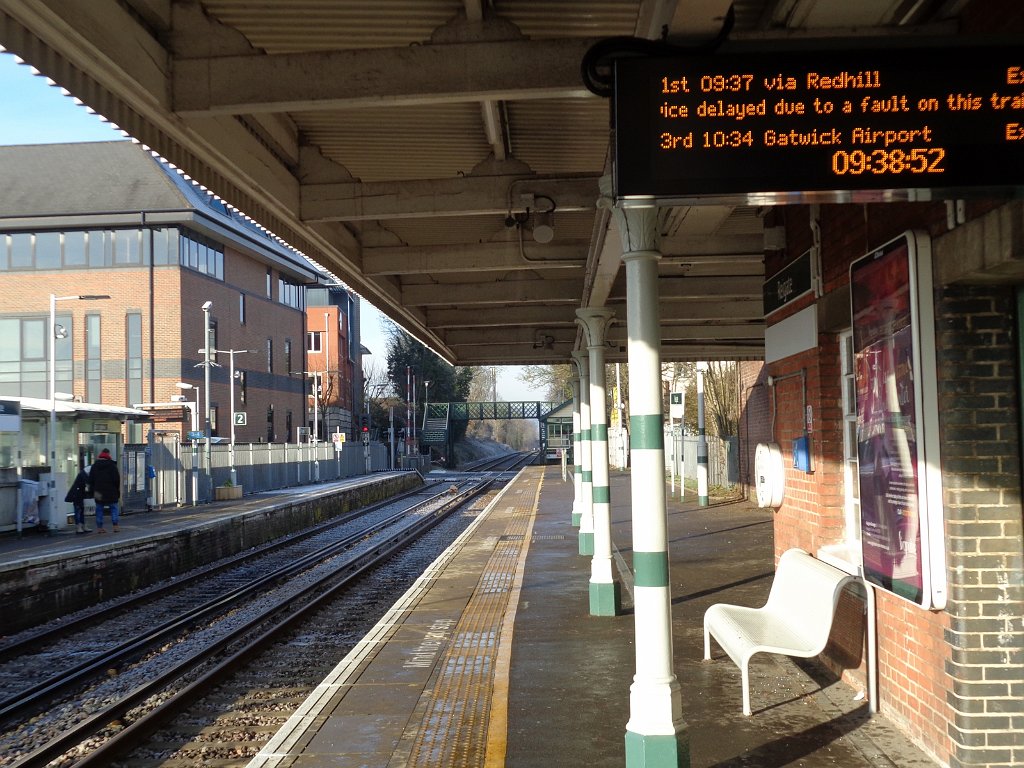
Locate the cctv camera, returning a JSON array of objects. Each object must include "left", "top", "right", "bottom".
[{"left": 202, "top": 301, "right": 212, "bottom": 310}]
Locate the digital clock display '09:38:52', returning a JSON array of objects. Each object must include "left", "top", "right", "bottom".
[{"left": 831, "top": 147, "right": 946, "bottom": 175}]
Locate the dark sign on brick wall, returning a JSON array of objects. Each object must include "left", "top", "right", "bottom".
[{"left": 764, "top": 249, "right": 814, "bottom": 315}]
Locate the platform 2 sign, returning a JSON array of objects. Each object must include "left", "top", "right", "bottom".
[{"left": 613, "top": 46, "right": 1024, "bottom": 204}]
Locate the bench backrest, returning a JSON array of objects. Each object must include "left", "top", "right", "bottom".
[{"left": 764, "top": 548, "right": 855, "bottom": 644}]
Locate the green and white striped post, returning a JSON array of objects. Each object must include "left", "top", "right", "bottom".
[
  {"left": 696, "top": 362, "right": 709, "bottom": 507},
  {"left": 571, "top": 350, "right": 594, "bottom": 556},
  {"left": 577, "top": 308, "right": 621, "bottom": 616},
  {"left": 570, "top": 375, "right": 583, "bottom": 527},
  {"left": 607, "top": 198, "right": 688, "bottom": 768}
]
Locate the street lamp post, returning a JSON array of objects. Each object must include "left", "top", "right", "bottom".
[
  {"left": 175, "top": 382, "right": 200, "bottom": 505},
  {"left": 49, "top": 293, "right": 108, "bottom": 530},
  {"left": 423, "top": 380, "right": 431, "bottom": 459},
  {"left": 423, "top": 380, "right": 431, "bottom": 428},
  {"left": 201, "top": 302, "right": 213, "bottom": 501},
  {"left": 311, "top": 371, "right": 320, "bottom": 482},
  {"left": 198, "top": 350, "right": 250, "bottom": 487},
  {"left": 199, "top": 348, "right": 251, "bottom": 487}
]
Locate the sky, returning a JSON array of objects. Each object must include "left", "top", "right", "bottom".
[{"left": 0, "top": 51, "right": 544, "bottom": 403}]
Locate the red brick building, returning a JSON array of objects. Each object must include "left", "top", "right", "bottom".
[
  {"left": 305, "top": 285, "right": 362, "bottom": 440},
  {"left": 0, "top": 141, "right": 363, "bottom": 465}
]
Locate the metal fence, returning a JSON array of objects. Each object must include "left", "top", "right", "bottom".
[
  {"left": 139, "top": 436, "right": 391, "bottom": 509},
  {"left": 664, "top": 430, "right": 739, "bottom": 488}
]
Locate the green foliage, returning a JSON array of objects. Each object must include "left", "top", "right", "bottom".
[{"left": 382, "top": 323, "right": 473, "bottom": 439}]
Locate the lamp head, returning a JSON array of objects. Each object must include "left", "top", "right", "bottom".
[{"left": 532, "top": 211, "right": 554, "bottom": 243}]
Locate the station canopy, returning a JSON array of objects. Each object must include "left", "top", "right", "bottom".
[{"left": 0, "top": 0, "right": 997, "bottom": 365}]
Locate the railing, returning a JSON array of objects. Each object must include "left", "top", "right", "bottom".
[
  {"left": 143, "top": 437, "right": 391, "bottom": 508},
  {"left": 447, "top": 401, "right": 561, "bottom": 420}
]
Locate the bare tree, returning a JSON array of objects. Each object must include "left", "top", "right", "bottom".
[
  {"left": 518, "top": 364, "right": 574, "bottom": 403},
  {"left": 702, "top": 362, "right": 739, "bottom": 437}
]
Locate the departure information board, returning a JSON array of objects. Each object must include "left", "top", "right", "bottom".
[{"left": 614, "top": 46, "right": 1024, "bottom": 203}]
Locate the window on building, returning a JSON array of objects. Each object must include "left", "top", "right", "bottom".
[
  {"left": 266, "top": 404, "right": 274, "bottom": 443},
  {"left": 150, "top": 227, "right": 177, "bottom": 265},
  {"left": 266, "top": 338, "right": 273, "bottom": 373},
  {"left": 277, "top": 278, "right": 304, "bottom": 310},
  {"left": 237, "top": 370, "right": 247, "bottom": 404},
  {"left": 126, "top": 313, "right": 143, "bottom": 408},
  {"left": 179, "top": 229, "right": 224, "bottom": 280},
  {"left": 65, "top": 232, "right": 86, "bottom": 266},
  {"left": 10, "top": 233, "right": 32, "bottom": 269},
  {"left": 307, "top": 331, "right": 322, "bottom": 353},
  {"left": 284, "top": 339, "right": 292, "bottom": 375},
  {"left": 114, "top": 229, "right": 142, "bottom": 264},
  {"left": 36, "top": 232, "right": 60, "bottom": 269},
  {"left": 211, "top": 406, "right": 219, "bottom": 437},
  {"left": 87, "top": 230, "right": 111, "bottom": 267},
  {"left": 0, "top": 227, "right": 159, "bottom": 271},
  {"left": 0, "top": 318, "right": 19, "bottom": 396},
  {"left": 286, "top": 410, "right": 293, "bottom": 443},
  {"left": 239, "top": 293, "right": 246, "bottom": 325},
  {"left": 266, "top": 268, "right": 273, "bottom": 298},
  {"left": 0, "top": 316, "right": 71, "bottom": 398},
  {"left": 86, "top": 314, "right": 101, "bottom": 403}
]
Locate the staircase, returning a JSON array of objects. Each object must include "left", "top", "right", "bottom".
[{"left": 421, "top": 402, "right": 450, "bottom": 445}]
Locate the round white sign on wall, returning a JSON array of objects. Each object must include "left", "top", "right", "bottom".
[{"left": 754, "top": 442, "right": 785, "bottom": 509}]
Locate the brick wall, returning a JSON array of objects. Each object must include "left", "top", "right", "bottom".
[
  {"left": 175, "top": 253, "right": 307, "bottom": 443},
  {"left": 936, "top": 286, "right": 1024, "bottom": 768},
  {"left": 766, "top": 196, "right": 1024, "bottom": 765}
]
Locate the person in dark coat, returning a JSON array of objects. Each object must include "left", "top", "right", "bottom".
[
  {"left": 88, "top": 448, "right": 121, "bottom": 533},
  {"left": 64, "top": 464, "right": 92, "bottom": 534}
]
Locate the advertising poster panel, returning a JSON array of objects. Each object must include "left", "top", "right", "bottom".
[{"left": 850, "top": 233, "right": 941, "bottom": 607}]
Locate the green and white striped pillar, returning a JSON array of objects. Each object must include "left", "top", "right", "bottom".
[
  {"left": 696, "top": 362, "right": 709, "bottom": 507},
  {"left": 577, "top": 308, "right": 621, "bottom": 617},
  {"left": 608, "top": 199, "right": 688, "bottom": 768},
  {"left": 570, "top": 375, "right": 583, "bottom": 527},
  {"left": 571, "top": 350, "right": 594, "bottom": 556}
]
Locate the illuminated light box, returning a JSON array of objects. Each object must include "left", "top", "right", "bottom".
[
  {"left": 850, "top": 231, "right": 946, "bottom": 611},
  {"left": 613, "top": 45, "right": 1024, "bottom": 205}
]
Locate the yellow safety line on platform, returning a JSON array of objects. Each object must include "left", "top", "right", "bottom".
[
  {"left": 407, "top": 467, "right": 541, "bottom": 768},
  {"left": 483, "top": 470, "right": 541, "bottom": 768}
]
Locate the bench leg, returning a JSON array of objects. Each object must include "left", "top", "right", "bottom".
[
  {"left": 703, "top": 624, "right": 711, "bottom": 660},
  {"left": 741, "top": 661, "right": 751, "bottom": 716}
]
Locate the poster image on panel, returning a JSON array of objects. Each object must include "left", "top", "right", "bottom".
[{"left": 850, "top": 231, "right": 944, "bottom": 609}]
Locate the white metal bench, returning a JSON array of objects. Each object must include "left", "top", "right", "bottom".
[{"left": 703, "top": 548, "right": 857, "bottom": 715}]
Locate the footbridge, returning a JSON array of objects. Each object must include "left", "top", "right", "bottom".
[{"left": 420, "top": 401, "right": 561, "bottom": 448}]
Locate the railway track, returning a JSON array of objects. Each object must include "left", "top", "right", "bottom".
[{"left": 0, "top": 453, "right": 533, "bottom": 767}]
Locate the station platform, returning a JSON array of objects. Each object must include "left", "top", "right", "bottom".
[
  {"left": 0, "top": 471, "right": 422, "bottom": 635},
  {"left": 0, "top": 471, "right": 411, "bottom": 564},
  {"left": 248, "top": 465, "right": 939, "bottom": 768}
]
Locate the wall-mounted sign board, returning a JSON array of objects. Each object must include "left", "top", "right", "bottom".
[{"left": 614, "top": 45, "right": 1024, "bottom": 205}]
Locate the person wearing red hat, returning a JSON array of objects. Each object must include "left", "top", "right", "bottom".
[{"left": 88, "top": 448, "right": 121, "bottom": 533}]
